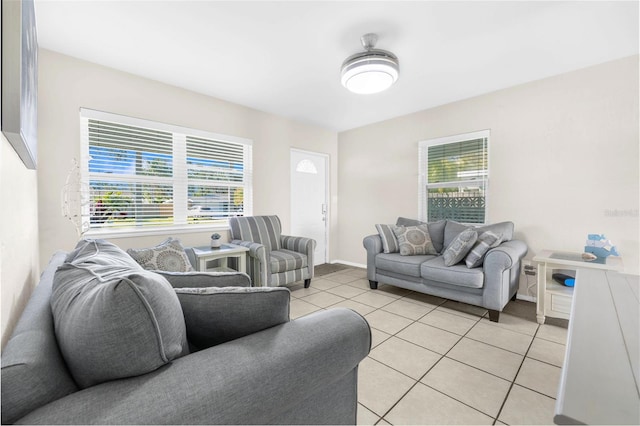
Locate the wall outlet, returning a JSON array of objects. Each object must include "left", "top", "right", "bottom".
[{"left": 521, "top": 260, "right": 536, "bottom": 276}]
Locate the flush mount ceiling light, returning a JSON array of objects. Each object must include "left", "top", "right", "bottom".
[{"left": 341, "top": 33, "right": 399, "bottom": 95}]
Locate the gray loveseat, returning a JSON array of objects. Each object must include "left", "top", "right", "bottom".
[
  {"left": 363, "top": 218, "right": 527, "bottom": 322},
  {"left": 2, "top": 240, "right": 371, "bottom": 425}
]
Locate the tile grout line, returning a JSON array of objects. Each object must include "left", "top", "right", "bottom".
[
  {"left": 492, "top": 324, "right": 541, "bottom": 424},
  {"left": 295, "top": 276, "right": 565, "bottom": 425},
  {"left": 374, "top": 312, "right": 486, "bottom": 424}
]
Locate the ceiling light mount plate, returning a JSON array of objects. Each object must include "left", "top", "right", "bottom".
[{"left": 341, "top": 33, "right": 399, "bottom": 95}]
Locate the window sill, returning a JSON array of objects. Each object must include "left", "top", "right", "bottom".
[{"left": 83, "top": 223, "right": 230, "bottom": 239}]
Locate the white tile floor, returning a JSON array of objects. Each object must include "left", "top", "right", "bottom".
[{"left": 285, "top": 267, "right": 568, "bottom": 425}]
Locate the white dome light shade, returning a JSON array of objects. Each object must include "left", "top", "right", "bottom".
[
  {"left": 341, "top": 55, "right": 399, "bottom": 94},
  {"left": 341, "top": 34, "right": 399, "bottom": 94}
]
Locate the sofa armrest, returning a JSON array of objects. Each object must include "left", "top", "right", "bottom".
[
  {"left": 485, "top": 240, "right": 528, "bottom": 269},
  {"left": 281, "top": 235, "right": 316, "bottom": 277},
  {"left": 482, "top": 240, "right": 528, "bottom": 310},
  {"left": 363, "top": 234, "right": 383, "bottom": 281},
  {"left": 155, "top": 270, "right": 251, "bottom": 289},
  {"left": 17, "top": 308, "right": 371, "bottom": 425},
  {"left": 174, "top": 286, "right": 290, "bottom": 349},
  {"left": 231, "top": 239, "right": 269, "bottom": 286}
]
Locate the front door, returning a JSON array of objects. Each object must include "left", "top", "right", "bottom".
[{"left": 290, "top": 149, "right": 328, "bottom": 265}]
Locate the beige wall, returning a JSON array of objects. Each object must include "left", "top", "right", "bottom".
[
  {"left": 38, "top": 49, "right": 338, "bottom": 267},
  {"left": 0, "top": 134, "right": 40, "bottom": 349},
  {"left": 337, "top": 55, "right": 639, "bottom": 296}
]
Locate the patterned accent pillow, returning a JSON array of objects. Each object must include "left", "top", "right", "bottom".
[
  {"left": 376, "top": 224, "right": 400, "bottom": 253},
  {"left": 392, "top": 225, "right": 438, "bottom": 256},
  {"left": 443, "top": 228, "right": 478, "bottom": 266},
  {"left": 465, "top": 231, "right": 503, "bottom": 269},
  {"left": 127, "top": 238, "right": 194, "bottom": 272}
]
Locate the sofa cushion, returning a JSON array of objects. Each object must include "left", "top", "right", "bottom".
[
  {"left": 395, "top": 217, "right": 425, "bottom": 227},
  {"left": 465, "top": 231, "right": 504, "bottom": 268},
  {"left": 376, "top": 253, "right": 436, "bottom": 278},
  {"left": 51, "top": 239, "right": 188, "bottom": 389},
  {"left": 392, "top": 225, "right": 438, "bottom": 256},
  {"left": 270, "top": 249, "right": 308, "bottom": 273},
  {"left": 477, "top": 222, "right": 513, "bottom": 242},
  {"left": 127, "top": 237, "right": 194, "bottom": 272},
  {"left": 443, "top": 228, "right": 478, "bottom": 266},
  {"left": 421, "top": 256, "right": 485, "bottom": 289},
  {"left": 174, "top": 286, "right": 290, "bottom": 350},
  {"left": 375, "top": 224, "right": 400, "bottom": 253},
  {"left": 444, "top": 220, "right": 514, "bottom": 249},
  {"left": 443, "top": 220, "right": 470, "bottom": 249}
]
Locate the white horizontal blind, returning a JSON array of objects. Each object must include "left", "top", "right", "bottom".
[
  {"left": 80, "top": 109, "right": 252, "bottom": 232},
  {"left": 418, "top": 130, "right": 489, "bottom": 224},
  {"left": 185, "top": 135, "right": 251, "bottom": 222}
]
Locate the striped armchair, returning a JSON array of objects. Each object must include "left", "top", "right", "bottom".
[{"left": 229, "top": 215, "right": 316, "bottom": 288}]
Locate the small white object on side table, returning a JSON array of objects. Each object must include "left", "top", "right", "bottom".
[
  {"left": 192, "top": 243, "right": 249, "bottom": 273},
  {"left": 533, "top": 250, "right": 623, "bottom": 324}
]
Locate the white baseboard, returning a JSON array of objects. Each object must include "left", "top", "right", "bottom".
[
  {"left": 516, "top": 294, "right": 537, "bottom": 303},
  {"left": 329, "top": 259, "right": 367, "bottom": 269}
]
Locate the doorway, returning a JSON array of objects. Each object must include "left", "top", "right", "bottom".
[{"left": 290, "top": 149, "right": 328, "bottom": 265}]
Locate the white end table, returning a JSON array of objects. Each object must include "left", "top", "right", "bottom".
[
  {"left": 192, "top": 244, "right": 249, "bottom": 273},
  {"left": 533, "top": 250, "right": 623, "bottom": 324}
]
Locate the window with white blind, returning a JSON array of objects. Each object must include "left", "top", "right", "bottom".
[
  {"left": 418, "top": 130, "right": 489, "bottom": 224},
  {"left": 80, "top": 109, "right": 252, "bottom": 233}
]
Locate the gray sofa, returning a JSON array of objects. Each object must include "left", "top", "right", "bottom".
[
  {"left": 1, "top": 240, "right": 370, "bottom": 425},
  {"left": 363, "top": 218, "right": 527, "bottom": 322}
]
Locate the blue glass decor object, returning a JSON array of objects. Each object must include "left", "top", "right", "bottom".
[{"left": 584, "top": 234, "right": 619, "bottom": 258}]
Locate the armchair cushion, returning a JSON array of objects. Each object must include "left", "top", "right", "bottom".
[
  {"left": 127, "top": 237, "right": 194, "bottom": 272},
  {"left": 229, "top": 215, "right": 282, "bottom": 251},
  {"left": 270, "top": 249, "right": 308, "bottom": 273},
  {"left": 174, "top": 287, "right": 290, "bottom": 350},
  {"left": 51, "top": 239, "right": 188, "bottom": 389}
]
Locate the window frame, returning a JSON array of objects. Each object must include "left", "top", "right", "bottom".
[
  {"left": 79, "top": 108, "right": 253, "bottom": 237},
  {"left": 418, "top": 129, "right": 490, "bottom": 224}
]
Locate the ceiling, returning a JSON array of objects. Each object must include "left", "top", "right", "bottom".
[{"left": 34, "top": 1, "right": 639, "bottom": 132}]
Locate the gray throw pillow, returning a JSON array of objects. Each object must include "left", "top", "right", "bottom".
[
  {"left": 443, "top": 228, "right": 478, "bottom": 266},
  {"left": 395, "top": 217, "right": 426, "bottom": 227},
  {"left": 443, "top": 220, "right": 470, "bottom": 249},
  {"left": 375, "top": 224, "right": 400, "bottom": 253},
  {"left": 465, "top": 231, "right": 503, "bottom": 268},
  {"left": 175, "top": 287, "right": 290, "bottom": 350},
  {"left": 127, "top": 237, "right": 194, "bottom": 272},
  {"left": 476, "top": 221, "right": 514, "bottom": 242},
  {"left": 444, "top": 220, "right": 515, "bottom": 248},
  {"left": 392, "top": 225, "right": 438, "bottom": 256},
  {"left": 51, "top": 239, "right": 188, "bottom": 389}
]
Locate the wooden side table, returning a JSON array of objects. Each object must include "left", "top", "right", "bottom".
[
  {"left": 192, "top": 244, "right": 249, "bottom": 273},
  {"left": 533, "top": 250, "right": 623, "bottom": 324}
]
